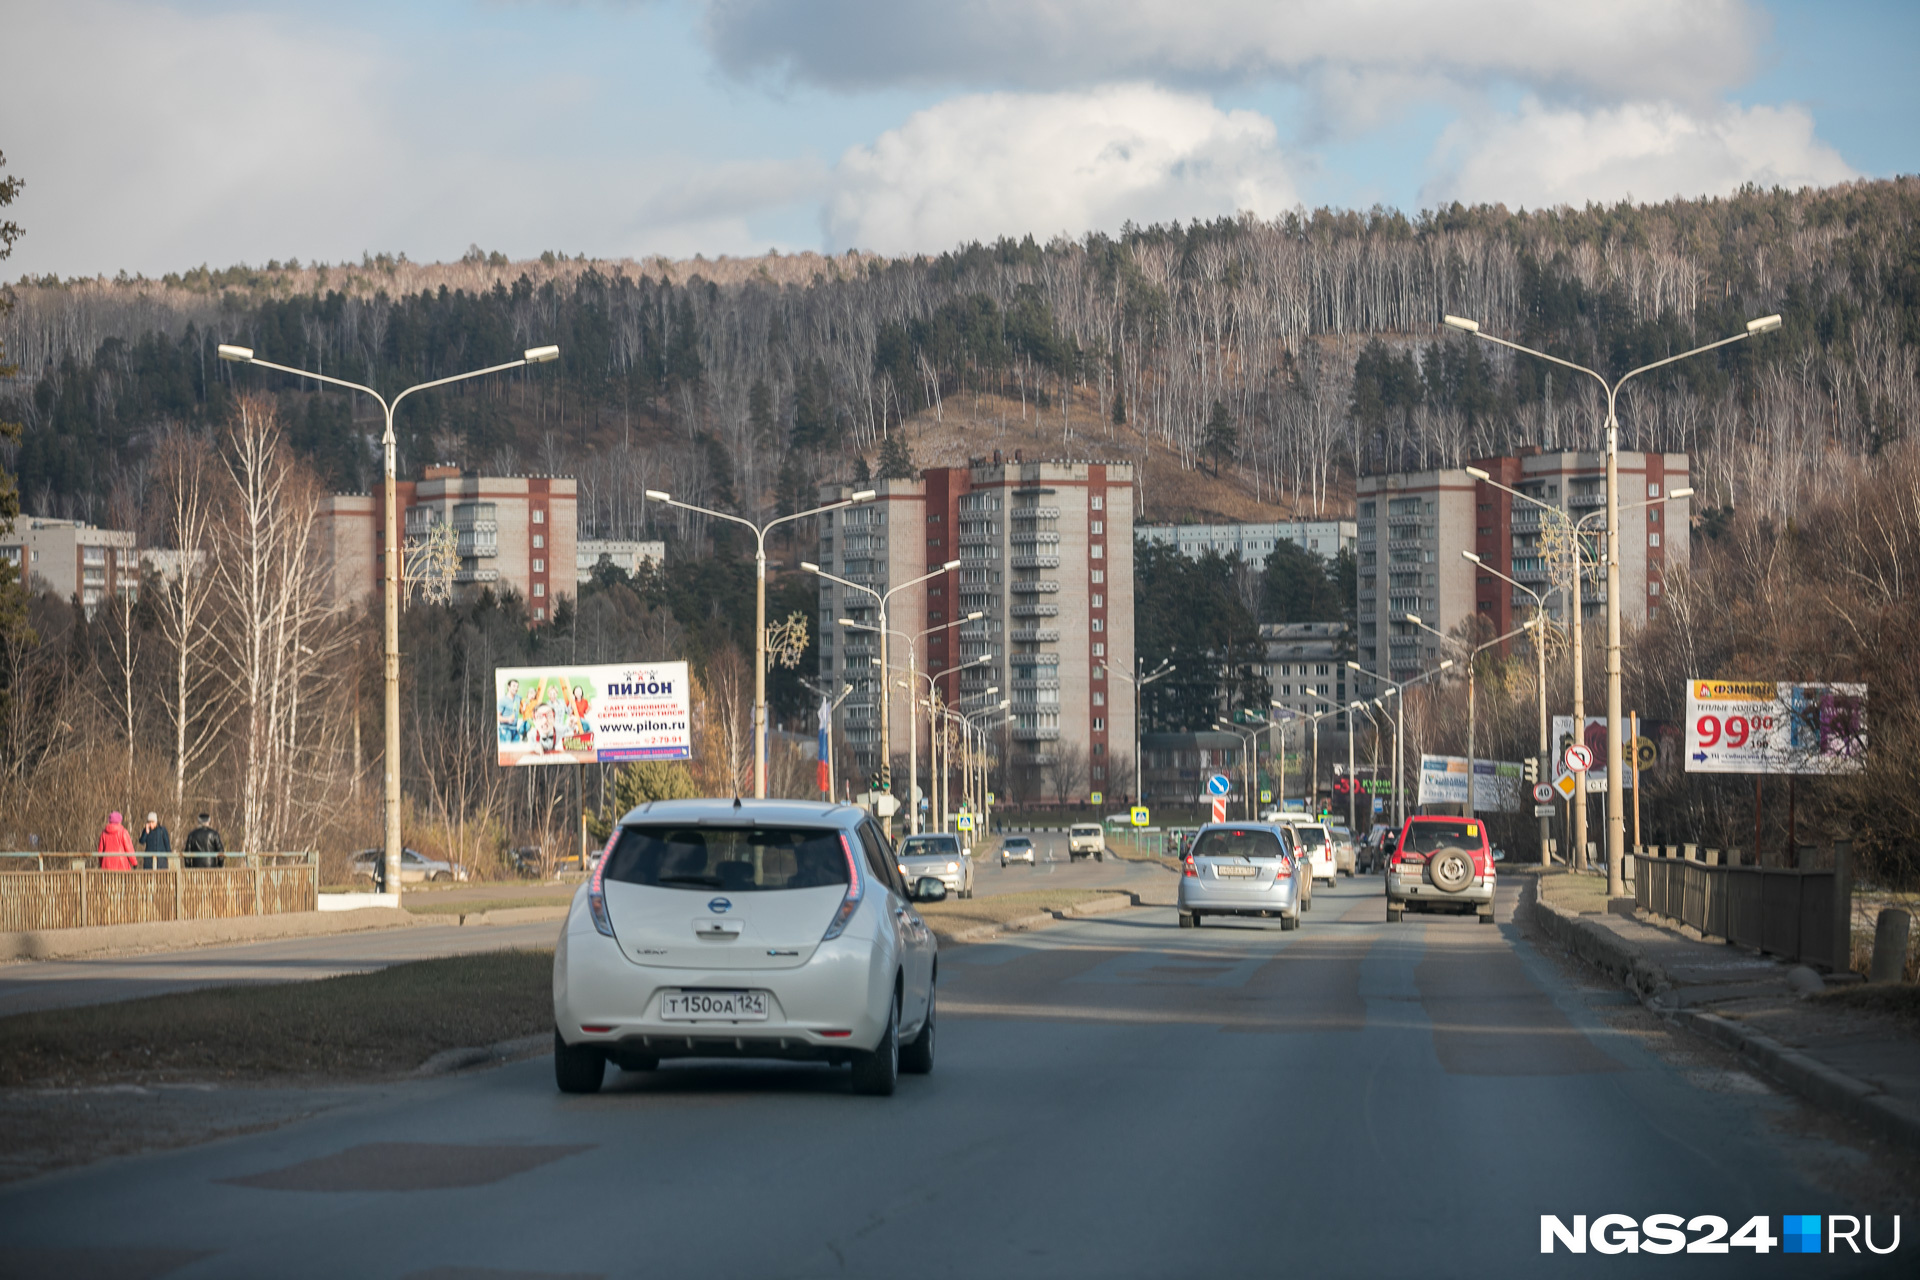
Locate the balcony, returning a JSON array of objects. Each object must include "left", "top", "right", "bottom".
[
  {"left": 1010, "top": 506, "right": 1060, "bottom": 520},
  {"left": 1009, "top": 676, "right": 1060, "bottom": 691},
  {"left": 1008, "top": 529, "right": 1061, "bottom": 546},
  {"left": 453, "top": 567, "right": 499, "bottom": 584},
  {"left": 1012, "top": 726, "right": 1062, "bottom": 742},
  {"left": 1010, "top": 628, "right": 1060, "bottom": 643},
  {"left": 1009, "top": 580, "right": 1059, "bottom": 594},
  {"left": 1569, "top": 491, "right": 1606, "bottom": 508},
  {"left": 456, "top": 532, "right": 497, "bottom": 558},
  {"left": 957, "top": 531, "right": 998, "bottom": 547},
  {"left": 1009, "top": 602, "right": 1059, "bottom": 618},
  {"left": 1010, "top": 553, "right": 1060, "bottom": 570}
]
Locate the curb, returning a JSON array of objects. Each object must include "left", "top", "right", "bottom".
[
  {"left": 1526, "top": 888, "right": 1920, "bottom": 1159},
  {"left": 932, "top": 893, "right": 1138, "bottom": 945},
  {"left": 414, "top": 1032, "right": 551, "bottom": 1077},
  {"left": 0, "top": 906, "right": 424, "bottom": 964}
]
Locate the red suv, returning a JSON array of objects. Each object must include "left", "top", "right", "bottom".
[{"left": 1385, "top": 816, "right": 1500, "bottom": 924}]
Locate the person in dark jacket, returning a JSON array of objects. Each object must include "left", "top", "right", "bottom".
[
  {"left": 137, "top": 812, "right": 172, "bottom": 870},
  {"left": 184, "top": 813, "right": 224, "bottom": 868}
]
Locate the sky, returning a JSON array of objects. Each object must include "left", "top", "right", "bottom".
[{"left": 2, "top": 0, "right": 1916, "bottom": 279}]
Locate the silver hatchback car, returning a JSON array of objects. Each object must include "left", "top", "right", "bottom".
[{"left": 1176, "top": 823, "right": 1306, "bottom": 930}]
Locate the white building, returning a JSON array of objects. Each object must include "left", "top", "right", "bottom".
[
  {"left": 578, "top": 539, "right": 665, "bottom": 583},
  {"left": 1138, "top": 518, "right": 1356, "bottom": 564}
]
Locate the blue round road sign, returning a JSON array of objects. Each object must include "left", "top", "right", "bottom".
[{"left": 1206, "top": 773, "right": 1232, "bottom": 796}]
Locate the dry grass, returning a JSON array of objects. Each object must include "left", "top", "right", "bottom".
[
  {"left": 1809, "top": 983, "right": 1920, "bottom": 1031},
  {"left": 1536, "top": 870, "right": 1614, "bottom": 916},
  {"left": 0, "top": 950, "right": 553, "bottom": 1089},
  {"left": 403, "top": 896, "right": 571, "bottom": 915},
  {"left": 917, "top": 887, "right": 1129, "bottom": 936}
]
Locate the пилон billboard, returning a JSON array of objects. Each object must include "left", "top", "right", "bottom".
[{"left": 495, "top": 662, "right": 692, "bottom": 766}]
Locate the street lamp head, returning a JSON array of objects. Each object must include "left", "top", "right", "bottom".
[
  {"left": 1346, "top": 660, "right": 1363, "bottom": 672},
  {"left": 943, "top": 559, "right": 962, "bottom": 571},
  {"left": 217, "top": 344, "right": 254, "bottom": 363},
  {"left": 965, "top": 610, "right": 984, "bottom": 621},
  {"left": 1464, "top": 466, "right": 1491, "bottom": 482},
  {"left": 1439, "top": 659, "right": 1455, "bottom": 670},
  {"left": 645, "top": 489, "right": 671, "bottom": 502},
  {"left": 985, "top": 686, "right": 998, "bottom": 695},
  {"left": 1443, "top": 315, "right": 1480, "bottom": 334},
  {"left": 1667, "top": 487, "right": 1694, "bottom": 500},
  {"left": 1746, "top": 314, "right": 1783, "bottom": 335},
  {"left": 1462, "top": 550, "right": 1483, "bottom": 565},
  {"left": 1405, "top": 612, "right": 1423, "bottom": 626},
  {"left": 800, "top": 561, "right": 821, "bottom": 573},
  {"left": 849, "top": 489, "right": 878, "bottom": 502},
  {"left": 523, "top": 345, "right": 561, "bottom": 364}
]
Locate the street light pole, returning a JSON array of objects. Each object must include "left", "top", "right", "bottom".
[
  {"left": 648, "top": 489, "right": 875, "bottom": 799},
  {"left": 1446, "top": 313, "right": 1779, "bottom": 896},
  {"left": 803, "top": 558, "right": 960, "bottom": 837},
  {"left": 1104, "top": 657, "right": 1173, "bottom": 807},
  {"left": 1215, "top": 719, "right": 1262, "bottom": 820},
  {"left": 219, "top": 341, "right": 559, "bottom": 895},
  {"left": 1462, "top": 549, "right": 1556, "bottom": 860}
]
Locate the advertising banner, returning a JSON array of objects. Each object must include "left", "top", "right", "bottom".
[
  {"left": 1417, "top": 755, "right": 1525, "bottom": 811},
  {"left": 1684, "top": 680, "right": 1867, "bottom": 775},
  {"left": 495, "top": 661, "right": 692, "bottom": 766}
]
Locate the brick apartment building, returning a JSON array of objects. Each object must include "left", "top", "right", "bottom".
[
  {"left": 0, "top": 518, "right": 139, "bottom": 614},
  {"left": 1355, "top": 450, "right": 1690, "bottom": 682},
  {"left": 815, "top": 459, "right": 1135, "bottom": 804},
  {"left": 318, "top": 467, "right": 578, "bottom": 620}
]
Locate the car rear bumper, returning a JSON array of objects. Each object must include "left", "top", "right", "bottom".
[
  {"left": 1178, "top": 880, "right": 1300, "bottom": 912},
  {"left": 1387, "top": 873, "right": 1494, "bottom": 906}
]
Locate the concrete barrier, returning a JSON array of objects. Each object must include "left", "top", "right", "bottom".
[{"left": 0, "top": 906, "right": 421, "bottom": 963}]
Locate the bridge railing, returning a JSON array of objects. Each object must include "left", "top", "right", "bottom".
[
  {"left": 1630, "top": 843, "right": 1853, "bottom": 974},
  {"left": 0, "top": 852, "right": 319, "bottom": 932}
]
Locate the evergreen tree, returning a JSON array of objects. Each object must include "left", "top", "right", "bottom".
[
  {"left": 876, "top": 429, "right": 914, "bottom": 479},
  {"left": 588, "top": 761, "right": 701, "bottom": 839},
  {"left": 1260, "top": 540, "right": 1342, "bottom": 623},
  {"left": 1110, "top": 385, "right": 1126, "bottom": 425},
  {"left": 852, "top": 454, "right": 872, "bottom": 484},
  {"left": 1202, "top": 399, "right": 1237, "bottom": 476}
]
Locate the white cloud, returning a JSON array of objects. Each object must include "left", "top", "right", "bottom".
[
  {"left": 702, "top": 0, "right": 1762, "bottom": 108},
  {"left": 1423, "top": 99, "right": 1858, "bottom": 210},
  {"left": 824, "top": 85, "right": 1297, "bottom": 254}
]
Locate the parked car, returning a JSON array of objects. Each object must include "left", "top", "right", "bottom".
[
  {"left": 1177, "top": 822, "right": 1305, "bottom": 930},
  {"left": 1385, "top": 816, "right": 1503, "bottom": 924},
  {"left": 1329, "top": 825, "right": 1357, "bottom": 877},
  {"left": 899, "top": 833, "right": 974, "bottom": 899},
  {"left": 1067, "top": 823, "right": 1106, "bottom": 861},
  {"left": 999, "top": 835, "right": 1036, "bottom": 868},
  {"left": 350, "top": 848, "right": 468, "bottom": 884},
  {"left": 552, "top": 799, "right": 944, "bottom": 1096},
  {"left": 1291, "top": 822, "right": 1338, "bottom": 887}
]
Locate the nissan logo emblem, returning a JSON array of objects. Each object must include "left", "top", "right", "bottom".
[{"left": 708, "top": 897, "right": 732, "bottom": 914}]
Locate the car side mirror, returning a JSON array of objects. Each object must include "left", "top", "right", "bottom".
[
  {"left": 1492, "top": 849, "right": 1507, "bottom": 862},
  {"left": 910, "top": 876, "right": 947, "bottom": 904}
]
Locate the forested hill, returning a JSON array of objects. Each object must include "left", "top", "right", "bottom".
[{"left": 4, "top": 178, "right": 1917, "bottom": 538}]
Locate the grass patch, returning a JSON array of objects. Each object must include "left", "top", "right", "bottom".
[
  {"left": 917, "top": 887, "right": 1130, "bottom": 936},
  {"left": 1537, "top": 869, "right": 1613, "bottom": 915},
  {"left": 0, "top": 949, "right": 553, "bottom": 1089},
  {"left": 403, "top": 897, "right": 571, "bottom": 915},
  {"left": 1810, "top": 983, "right": 1920, "bottom": 1031}
]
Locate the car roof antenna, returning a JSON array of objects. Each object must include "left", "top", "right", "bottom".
[{"left": 733, "top": 794, "right": 742, "bottom": 809}]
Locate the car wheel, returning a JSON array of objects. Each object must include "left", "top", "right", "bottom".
[
  {"left": 432, "top": 871, "right": 451, "bottom": 883},
  {"left": 1191, "top": 911, "right": 1204, "bottom": 928},
  {"left": 1479, "top": 909, "right": 1496, "bottom": 925},
  {"left": 1178, "top": 910, "right": 1195, "bottom": 928},
  {"left": 1000, "top": 860, "right": 1007, "bottom": 869},
  {"left": 1280, "top": 913, "right": 1299, "bottom": 931},
  {"left": 900, "top": 991, "right": 935, "bottom": 1075},
  {"left": 553, "top": 1030, "right": 606, "bottom": 1094},
  {"left": 851, "top": 991, "right": 900, "bottom": 1096},
  {"left": 1096, "top": 851, "right": 1104, "bottom": 862},
  {"left": 1386, "top": 904, "right": 1403, "bottom": 923}
]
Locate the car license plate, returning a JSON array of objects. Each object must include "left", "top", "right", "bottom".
[
  {"left": 1213, "top": 865, "right": 1257, "bottom": 878},
  {"left": 660, "top": 990, "right": 769, "bottom": 1021}
]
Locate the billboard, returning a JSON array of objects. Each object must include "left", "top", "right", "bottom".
[
  {"left": 1418, "top": 755, "right": 1525, "bottom": 811},
  {"left": 1684, "top": 680, "right": 1866, "bottom": 775},
  {"left": 495, "top": 661, "right": 692, "bottom": 766},
  {"left": 1551, "top": 715, "right": 1634, "bottom": 792}
]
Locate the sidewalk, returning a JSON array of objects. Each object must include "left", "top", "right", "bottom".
[{"left": 1526, "top": 869, "right": 1920, "bottom": 1157}]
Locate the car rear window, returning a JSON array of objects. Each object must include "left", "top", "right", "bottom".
[
  {"left": 1191, "top": 828, "right": 1287, "bottom": 860},
  {"left": 901, "top": 836, "right": 960, "bottom": 857},
  {"left": 603, "top": 825, "right": 850, "bottom": 892},
  {"left": 1401, "top": 822, "right": 1484, "bottom": 854},
  {"left": 1295, "top": 827, "right": 1328, "bottom": 848}
]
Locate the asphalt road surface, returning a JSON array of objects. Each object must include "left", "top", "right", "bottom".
[{"left": 2, "top": 875, "right": 1906, "bottom": 1278}]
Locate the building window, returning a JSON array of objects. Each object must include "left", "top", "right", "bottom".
[
  {"left": 1093, "top": 742, "right": 1105, "bottom": 756},
  {"left": 534, "top": 607, "right": 546, "bottom": 620},
  {"left": 1093, "top": 718, "right": 1106, "bottom": 731},
  {"left": 1648, "top": 482, "right": 1661, "bottom": 497},
  {"left": 1093, "top": 691, "right": 1105, "bottom": 706},
  {"left": 533, "top": 583, "right": 545, "bottom": 597},
  {"left": 1091, "top": 618, "right": 1103, "bottom": 633},
  {"left": 1478, "top": 527, "right": 1493, "bottom": 537},
  {"left": 1648, "top": 532, "right": 1661, "bottom": 547},
  {"left": 533, "top": 534, "right": 545, "bottom": 549},
  {"left": 533, "top": 509, "right": 545, "bottom": 525},
  {"left": 1091, "top": 593, "right": 1103, "bottom": 608},
  {"left": 1090, "top": 520, "right": 1104, "bottom": 535},
  {"left": 1090, "top": 569, "right": 1104, "bottom": 584},
  {"left": 1649, "top": 581, "right": 1662, "bottom": 597},
  {"left": 1091, "top": 496, "right": 1103, "bottom": 511},
  {"left": 1090, "top": 544, "right": 1103, "bottom": 559},
  {"left": 1091, "top": 642, "right": 1104, "bottom": 657},
  {"left": 532, "top": 558, "right": 545, "bottom": 572}
]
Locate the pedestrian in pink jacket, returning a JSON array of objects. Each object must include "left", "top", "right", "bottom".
[{"left": 96, "top": 812, "right": 137, "bottom": 870}]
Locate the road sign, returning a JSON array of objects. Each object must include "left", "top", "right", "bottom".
[
  {"left": 1553, "top": 772, "right": 1578, "bottom": 799},
  {"left": 1259, "top": 789, "right": 1272, "bottom": 804},
  {"left": 1089, "top": 791, "right": 1103, "bottom": 805},
  {"left": 1532, "top": 782, "right": 1555, "bottom": 804},
  {"left": 955, "top": 813, "right": 974, "bottom": 832},
  {"left": 1210, "top": 796, "right": 1228, "bottom": 822},
  {"left": 1563, "top": 743, "right": 1593, "bottom": 773},
  {"left": 1534, "top": 803, "right": 1557, "bottom": 817},
  {"left": 1130, "top": 806, "right": 1150, "bottom": 826},
  {"left": 985, "top": 792, "right": 995, "bottom": 804},
  {"left": 1206, "top": 773, "right": 1232, "bottom": 796}
]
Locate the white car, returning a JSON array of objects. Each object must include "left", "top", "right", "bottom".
[
  {"left": 552, "top": 799, "right": 943, "bottom": 1096},
  {"left": 1291, "top": 822, "right": 1338, "bottom": 886},
  {"left": 1067, "top": 824, "right": 1106, "bottom": 861},
  {"left": 898, "top": 833, "right": 974, "bottom": 899}
]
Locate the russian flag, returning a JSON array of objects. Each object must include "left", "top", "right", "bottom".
[{"left": 816, "top": 697, "right": 831, "bottom": 794}]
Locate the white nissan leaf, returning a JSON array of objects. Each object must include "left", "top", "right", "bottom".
[{"left": 553, "top": 799, "right": 944, "bottom": 1096}]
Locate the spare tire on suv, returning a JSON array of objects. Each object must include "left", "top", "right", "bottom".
[{"left": 1429, "top": 848, "right": 1474, "bottom": 893}]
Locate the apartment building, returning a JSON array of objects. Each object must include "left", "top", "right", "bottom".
[
  {"left": 318, "top": 467, "right": 578, "bottom": 620},
  {"left": 815, "top": 459, "right": 1135, "bottom": 804},
  {"left": 1355, "top": 450, "right": 1690, "bottom": 682},
  {"left": 0, "top": 518, "right": 139, "bottom": 613},
  {"left": 1137, "top": 518, "right": 1356, "bottom": 563},
  {"left": 577, "top": 539, "right": 664, "bottom": 583}
]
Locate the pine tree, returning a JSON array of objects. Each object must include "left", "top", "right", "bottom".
[
  {"left": 852, "top": 454, "right": 872, "bottom": 484},
  {"left": 588, "top": 761, "right": 701, "bottom": 839},
  {"left": 1110, "top": 385, "right": 1126, "bottom": 425},
  {"left": 1202, "top": 399, "right": 1237, "bottom": 476},
  {"left": 876, "top": 430, "right": 914, "bottom": 479}
]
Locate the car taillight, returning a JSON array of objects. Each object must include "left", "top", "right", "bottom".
[
  {"left": 822, "top": 832, "right": 865, "bottom": 941},
  {"left": 1273, "top": 861, "right": 1292, "bottom": 879},
  {"left": 587, "top": 830, "right": 618, "bottom": 937},
  {"left": 1183, "top": 855, "right": 1197, "bottom": 877}
]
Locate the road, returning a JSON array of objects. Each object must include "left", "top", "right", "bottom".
[
  {"left": 2, "top": 875, "right": 1905, "bottom": 1278},
  {"left": 0, "top": 831, "right": 1152, "bottom": 1017}
]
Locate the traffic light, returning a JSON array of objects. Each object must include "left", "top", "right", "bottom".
[
  {"left": 1523, "top": 757, "right": 1539, "bottom": 784},
  {"left": 880, "top": 763, "right": 892, "bottom": 792}
]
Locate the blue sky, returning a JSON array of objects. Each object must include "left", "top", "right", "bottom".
[{"left": 3, "top": 0, "right": 1914, "bottom": 278}]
